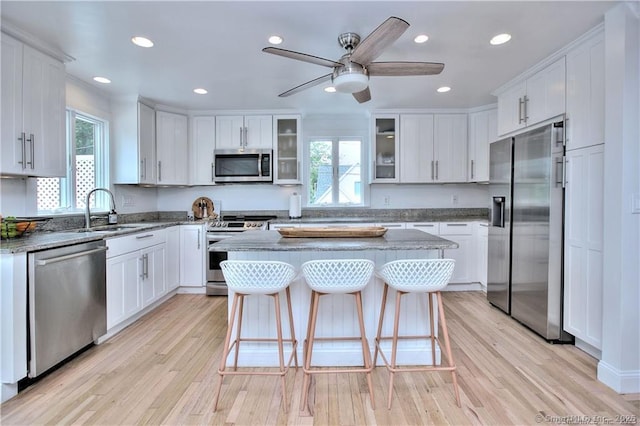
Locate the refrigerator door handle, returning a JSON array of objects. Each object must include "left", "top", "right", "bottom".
[{"left": 555, "top": 156, "right": 565, "bottom": 188}]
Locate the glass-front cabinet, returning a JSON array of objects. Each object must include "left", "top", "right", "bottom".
[
  {"left": 371, "top": 114, "right": 399, "bottom": 182},
  {"left": 273, "top": 115, "right": 302, "bottom": 184}
]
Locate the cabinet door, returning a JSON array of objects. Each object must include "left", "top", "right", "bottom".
[
  {"left": 563, "top": 144, "right": 603, "bottom": 348},
  {"left": 216, "top": 116, "right": 244, "bottom": 149},
  {"left": 371, "top": 115, "right": 399, "bottom": 182},
  {"left": 434, "top": 114, "right": 467, "bottom": 183},
  {"left": 22, "top": 44, "right": 66, "bottom": 177},
  {"left": 1, "top": 34, "right": 24, "bottom": 175},
  {"left": 190, "top": 116, "right": 216, "bottom": 185},
  {"left": 476, "top": 222, "right": 488, "bottom": 288},
  {"left": 244, "top": 115, "right": 273, "bottom": 149},
  {"left": 180, "top": 225, "right": 205, "bottom": 286},
  {"left": 468, "top": 109, "right": 496, "bottom": 182},
  {"left": 165, "top": 226, "right": 181, "bottom": 291},
  {"left": 150, "top": 244, "right": 166, "bottom": 303},
  {"left": 526, "top": 57, "right": 566, "bottom": 126},
  {"left": 439, "top": 229, "right": 473, "bottom": 283},
  {"left": 399, "top": 114, "right": 434, "bottom": 183},
  {"left": 497, "top": 81, "right": 526, "bottom": 136},
  {"left": 138, "top": 102, "right": 156, "bottom": 184},
  {"left": 566, "top": 32, "right": 604, "bottom": 150},
  {"left": 106, "top": 252, "right": 141, "bottom": 330},
  {"left": 274, "top": 115, "right": 301, "bottom": 183},
  {"left": 156, "top": 111, "right": 188, "bottom": 184}
]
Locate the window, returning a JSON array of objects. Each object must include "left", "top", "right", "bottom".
[
  {"left": 37, "top": 110, "right": 109, "bottom": 213},
  {"left": 308, "top": 138, "right": 364, "bottom": 206}
]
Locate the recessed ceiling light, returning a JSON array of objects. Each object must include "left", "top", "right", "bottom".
[
  {"left": 131, "top": 36, "right": 154, "bottom": 48},
  {"left": 490, "top": 33, "right": 512, "bottom": 45},
  {"left": 193, "top": 88, "right": 208, "bottom": 95},
  {"left": 268, "top": 35, "right": 283, "bottom": 45},
  {"left": 93, "top": 76, "right": 111, "bottom": 84},
  {"left": 414, "top": 34, "right": 429, "bottom": 43},
  {"left": 437, "top": 86, "right": 451, "bottom": 93},
  {"left": 324, "top": 86, "right": 336, "bottom": 93}
]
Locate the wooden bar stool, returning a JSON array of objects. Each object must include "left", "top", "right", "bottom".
[
  {"left": 374, "top": 259, "right": 461, "bottom": 409},
  {"left": 213, "top": 260, "right": 298, "bottom": 412},
  {"left": 299, "top": 259, "right": 376, "bottom": 411}
]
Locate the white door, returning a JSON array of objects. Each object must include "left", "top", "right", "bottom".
[
  {"left": 216, "top": 116, "right": 244, "bottom": 150},
  {"left": 190, "top": 116, "right": 216, "bottom": 185},
  {"left": 1, "top": 34, "right": 24, "bottom": 175},
  {"left": 434, "top": 114, "right": 467, "bottom": 183},
  {"left": 180, "top": 225, "right": 205, "bottom": 286},
  {"left": 244, "top": 115, "right": 272, "bottom": 149},
  {"left": 400, "top": 114, "right": 434, "bottom": 183},
  {"left": 156, "top": 111, "right": 188, "bottom": 184}
]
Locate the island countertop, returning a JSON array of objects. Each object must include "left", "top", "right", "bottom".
[{"left": 209, "top": 229, "right": 458, "bottom": 252}]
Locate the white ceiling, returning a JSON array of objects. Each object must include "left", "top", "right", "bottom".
[{"left": 1, "top": 1, "right": 617, "bottom": 114}]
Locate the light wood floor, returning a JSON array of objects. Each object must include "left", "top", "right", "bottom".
[{"left": 1, "top": 292, "right": 638, "bottom": 425}]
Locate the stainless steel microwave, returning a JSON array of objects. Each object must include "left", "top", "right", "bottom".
[{"left": 213, "top": 149, "right": 272, "bottom": 183}]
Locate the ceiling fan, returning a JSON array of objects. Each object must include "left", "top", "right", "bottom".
[{"left": 262, "top": 16, "right": 444, "bottom": 104}]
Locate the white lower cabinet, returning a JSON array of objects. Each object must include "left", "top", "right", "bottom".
[
  {"left": 105, "top": 229, "right": 167, "bottom": 330},
  {"left": 165, "top": 226, "right": 180, "bottom": 291},
  {"left": 475, "top": 222, "right": 489, "bottom": 289},
  {"left": 407, "top": 222, "right": 477, "bottom": 285},
  {"left": 563, "top": 144, "right": 604, "bottom": 350},
  {"left": 180, "top": 224, "right": 205, "bottom": 287}
]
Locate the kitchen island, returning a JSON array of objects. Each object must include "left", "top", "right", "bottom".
[{"left": 210, "top": 229, "right": 458, "bottom": 367}]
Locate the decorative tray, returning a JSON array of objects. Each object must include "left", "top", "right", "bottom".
[{"left": 277, "top": 226, "right": 387, "bottom": 238}]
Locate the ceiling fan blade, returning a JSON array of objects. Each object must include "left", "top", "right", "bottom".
[
  {"left": 350, "top": 16, "right": 410, "bottom": 66},
  {"left": 263, "top": 47, "right": 342, "bottom": 68},
  {"left": 278, "top": 73, "right": 333, "bottom": 97},
  {"left": 352, "top": 87, "right": 371, "bottom": 103},
  {"left": 367, "top": 62, "right": 445, "bottom": 76}
]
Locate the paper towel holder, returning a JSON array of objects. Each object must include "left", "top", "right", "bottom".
[{"left": 289, "top": 192, "right": 302, "bottom": 219}]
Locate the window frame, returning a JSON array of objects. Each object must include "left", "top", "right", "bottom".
[
  {"left": 304, "top": 135, "right": 369, "bottom": 208},
  {"left": 36, "top": 109, "right": 110, "bottom": 214}
]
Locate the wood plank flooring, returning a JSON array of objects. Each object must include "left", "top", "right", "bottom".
[{"left": 1, "top": 292, "right": 638, "bottom": 425}]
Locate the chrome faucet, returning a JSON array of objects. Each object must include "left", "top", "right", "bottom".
[{"left": 85, "top": 188, "right": 117, "bottom": 229}]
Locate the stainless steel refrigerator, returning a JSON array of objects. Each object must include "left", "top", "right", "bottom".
[{"left": 487, "top": 118, "right": 573, "bottom": 342}]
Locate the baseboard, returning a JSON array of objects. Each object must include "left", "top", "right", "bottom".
[
  {"left": 177, "top": 286, "right": 206, "bottom": 294},
  {"left": 575, "top": 338, "right": 602, "bottom": 360},
  {"left": 1, "top": 382, "right": 18, "bottom": 403},
  {"left": 445, "top": 282, "right": 483, "bottom": 292},
  {"left": 597, "top": 360, "right": 640, "bottom": 393}
]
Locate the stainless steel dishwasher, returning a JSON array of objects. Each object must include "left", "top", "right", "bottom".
[{"left": 27, "top": 240, "right": 107, "bottom": 377}]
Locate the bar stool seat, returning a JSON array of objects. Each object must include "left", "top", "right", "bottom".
[
  {"left": 299, "top": 259, "right": 376, "bottom": 411},
  {"left": 213, "top": 260, "right": 298, "bottom": 412},
  {"left": 374, "top": 258, "right": 461, "bottom": 409}
]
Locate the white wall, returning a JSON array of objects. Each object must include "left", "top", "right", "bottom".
[
  {"left": 0, "top": 178, "right": 28, "bottom": 217},
  {"left": 598, "top": 2, "right": 640, "bottom": 394}
]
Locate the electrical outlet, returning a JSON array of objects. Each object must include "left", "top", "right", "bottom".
[
  {"left": 451, "top": 194, "right": 459, "bottom": 205},
  {"left": 384, "top": 195, "right": 391, "bottom": 206}
]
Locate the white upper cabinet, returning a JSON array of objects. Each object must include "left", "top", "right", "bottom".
[
  {"left": 273, "top": 115, "right": 302, "bottom": 184},
  {"left": 399, "top": 114, "right": 434, "bottom": 183},
  {"left": 467, "top": 108, "right": 497, "bottom": 182},
  {"left": 155, "top": 110, "right": 188, "bottom": 185},
  {"left": 434, "top": 114, "right": 468, "bottom": 183},
  {"left": 497, "top": 57, "right": 566, "bottom": 136},
  {"left": 371, "top": 115, "right": 399, "bottom": 182},
  {"left": 190, "top": 116, "right": 216, "bottom": 185},
  {"left": 566, "top": 30, "right": 605, "bottom": 151},
  {"left": 215, "top": 115, "right": 272, "bottom": 150},
  {"left": 1, "top": 33, "right": 66, "bottom": 177},
  {"left": 113, "top": 100, "right": 156, "bottom": 184}
]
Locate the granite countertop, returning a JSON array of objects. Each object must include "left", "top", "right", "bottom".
[
  {"left": 0, "top": 221, "right": 188, "bottom": 254},
  {"left": 209, "top": 229, "right": 458, "bottom": 252}
]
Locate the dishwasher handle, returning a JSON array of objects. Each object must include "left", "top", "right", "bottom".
[{"left": 35, "top": 246, "right": 108, "bottom": 266}]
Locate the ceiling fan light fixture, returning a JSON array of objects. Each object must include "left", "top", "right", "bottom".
[
  {"left": 332, "top": 72, "right": 368, "bottom": 93},
  {"left": 324, "top": 86, "right": 337, "bottom": 93},
  {"left": 414, "top": 34, "right": 429, "bottom": 43},
  {"left": 268, "top": 35, "right": 283, "bottom": 45}
]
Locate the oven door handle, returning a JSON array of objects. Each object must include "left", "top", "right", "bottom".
[{"left": 207, "top": 233, "right": 237, "bottom": 242}]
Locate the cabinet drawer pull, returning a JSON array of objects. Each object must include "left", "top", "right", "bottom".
[
  {"left": 444, "top": 223, "right": 467, "bottom": 227},
  {"left": 135, "top": 234, "right": 155, "bottom": 239},
  {"left": 18, "top": 132, "right": 26, "bottom": 169},
  {"left": 158, "top": 161, "right": 162, "bottom": 181}
]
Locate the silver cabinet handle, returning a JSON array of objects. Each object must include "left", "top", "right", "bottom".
[
  {"left": 431, "top": 160, "right": 434, "bottom": 180},
  {"left": 18, "top": 132, "right": 26, "bottom": 169},
  {"left": 135, "top": 234, "right": 155, "bottom": 239},
  {"left": 139, "top": 254, "right": 146, "bottom": 279},
  {"left": 239, "top": 127, "right": 243, "bottom": 148},
  {"left": 297, "top": 161, "right": 300, "bottom": 180},
  {"left": 30, "top": 134, "right": 35, "bottom": 169},
  {"left": 158, "top": 161, "right": 162, "bottom": 181},
  {"left": 435, "top": 160, "right": 439, "bottom": 180},
  {"left": 470, "top": 160, "right": 474, "bottom": 180},
  {"left": 244, "top": 126, "right": 248, "bottom": 148},
  {"left": 444, "top": 223, "right": 467, "bottom": 227},
  {"left": 145, "top": 253, "right": 149, "bottom": 279},
  {"left": 523, "top": 95, "right": 529, "bottom": 123},
  {"left": 140, "top": 159, "right": 145, "bottom": 179},
  {"left": 197, "top": 229, "right": 201, "bottom": 250},
  {"left": 414, "top": 224, "right": 436, "bottom": 228},
  {"left": 36, "top": 246, "right": 108, "bottom": 266},
  {"left": 211, "top": 162, "right": 214, "bottom": 182}
]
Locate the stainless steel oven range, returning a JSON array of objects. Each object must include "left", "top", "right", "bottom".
[{"left": 206, "top": 215, "right": 276, "bottom": 295}]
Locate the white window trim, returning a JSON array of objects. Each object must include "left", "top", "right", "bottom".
[{"left": 304, "top": 135, "right": 370, "bottom": 208}]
